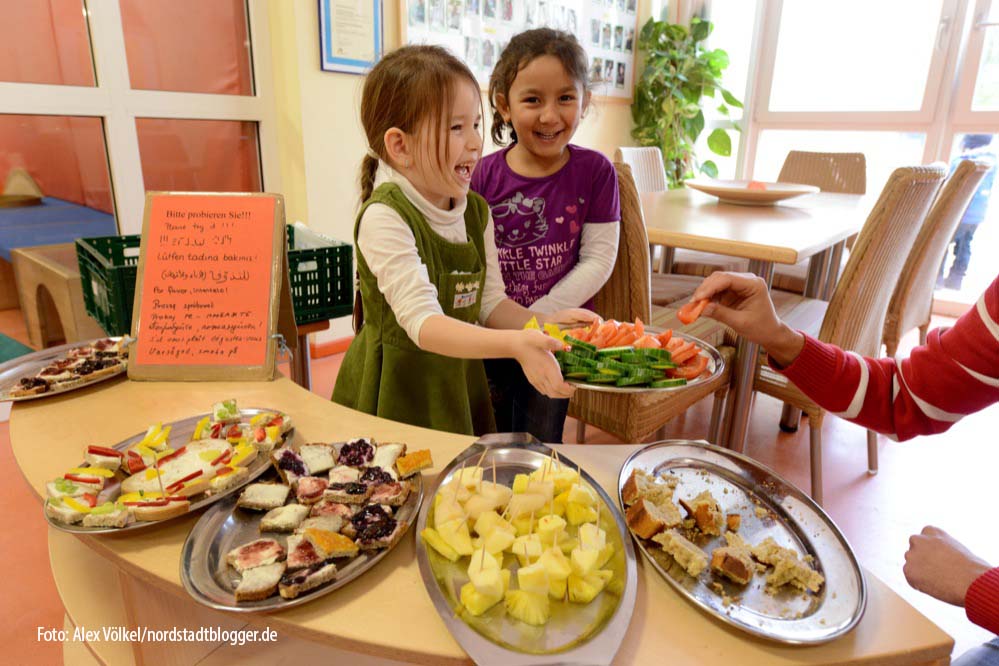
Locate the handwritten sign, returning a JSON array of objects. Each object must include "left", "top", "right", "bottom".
[{"left": 129, "top": 193, "right": 285, "bottom": 381}]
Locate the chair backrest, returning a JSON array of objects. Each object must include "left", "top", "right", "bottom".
[
  {"left": 778, "top": 151, "right": 867, "bottom": 194},
  {"left": 614, "top": 147, "right": 668, "bottom": 193},
  {"left": 592, "top": 162, "right": 652, "bottom": 323},
  {"left": 883, "top": 159, "right": 991, "bottom": 349},
  {"left": 819, "top": 165, "right": 946, "bottom": 355}
]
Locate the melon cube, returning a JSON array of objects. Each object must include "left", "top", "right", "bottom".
[{"left": 437, "top": 517, "right": 474, "bottom": 556}]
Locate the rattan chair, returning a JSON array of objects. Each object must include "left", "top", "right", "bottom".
[
  {"left": 757, "top": 165, "right": 946, "bottom": 504},
  {"left": 771, "top": 151, "right": 867, "bottom": 294},
  {"left": 569, "top": 162, "right": 734, "bottom": 444},
  {"left": 866, "top": 160, "right": 991, "bottom": 470},
  {"left": 613, "top": 147, "right": 727, "bottom": 306}
]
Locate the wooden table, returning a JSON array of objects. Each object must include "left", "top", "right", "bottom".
[
  {"left": 640, "top": 189, "right": 870, "bottom": 452},
  {"left": 9, "top": 377, "right": 952, "bottom": 665}
]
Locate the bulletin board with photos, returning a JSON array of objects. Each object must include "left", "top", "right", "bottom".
[{"left": 401, "top": 0, "right": 638, "bottom": 101}]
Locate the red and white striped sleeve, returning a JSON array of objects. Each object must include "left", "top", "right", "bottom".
[{"left": 777, "top": 274, "right": 999, "bottom": 441}]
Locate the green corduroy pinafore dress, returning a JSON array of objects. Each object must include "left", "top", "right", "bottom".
[{"left": 332, "top": 183, "right": 497, "bottom": 436}]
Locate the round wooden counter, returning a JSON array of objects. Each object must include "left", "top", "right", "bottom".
[{"left": 11, "top": 377, "right": 953, "bottom": 665}]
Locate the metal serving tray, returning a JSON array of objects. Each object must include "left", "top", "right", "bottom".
[
  {"left": 416, "top": 433, "right": 638, "bottom": 665},
  {"left": 44, "top": 408, "right": 291, "bottom": 534},
  {"left": 181, "top": 467, "right": 424, "bottom": 612},
  {"left": 0, "top": 337, "right": 127, "bottom": 402},
  {"left": 568, "top": 330, "right": 724, "bottom": 394},
  {"left": 619, "top": 440, "right": 866, "bottom": 645}
]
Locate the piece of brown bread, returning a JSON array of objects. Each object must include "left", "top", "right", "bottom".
[{"left": 625, "top": 498, "right": 682, "bottom": 539}]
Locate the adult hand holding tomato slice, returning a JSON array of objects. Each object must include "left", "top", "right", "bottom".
[{"left": 677, "top": 298, "right": 709, "bottom": 325}]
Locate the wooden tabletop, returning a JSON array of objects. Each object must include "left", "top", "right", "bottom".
[
  {"left": 640, "top": 189, "right": 871, "bottom": 265},
  {"left": 9, "top": 377, "right": 953, "bottom": 665}
]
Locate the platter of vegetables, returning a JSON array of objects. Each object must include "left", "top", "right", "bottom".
[{"left": 536, "top": 315, "right": 723, "bottom": 393}]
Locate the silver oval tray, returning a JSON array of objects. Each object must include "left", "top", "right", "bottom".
[
  {"left": 619, "top": 440, "right": 866, "bottom": 644},
  {"left": 568, "top": 330, "right": 724, "bottom": 394},
  {"left": 181, "top": 464, "right": 424, "bottom": 612},
  {"left": 0, "top": 337, "right": 127, "bottom": 402},
  {"left": 416, "top": 433, "right": 638, "bottom": 664},
  {"left": 44, "top": 407, "right": 291, "bottom": 534}
]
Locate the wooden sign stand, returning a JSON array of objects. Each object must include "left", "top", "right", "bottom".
[{"left": 127, "top": 192, "right": 290, "bottom": 381}]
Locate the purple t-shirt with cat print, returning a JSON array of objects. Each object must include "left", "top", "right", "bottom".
[{"left": 471, "top": 144, "right": 620, "bottom": 307}]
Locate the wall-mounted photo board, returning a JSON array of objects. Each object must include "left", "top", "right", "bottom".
[
  {"left": 400, "top": 0, "right": 638, "bottom": 102},
  {"left": 127, "top": 192, "right": 286, "bottom": 382}
]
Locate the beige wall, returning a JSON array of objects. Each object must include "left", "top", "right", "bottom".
[{"left": 272, "top": 0, "right": 645, "bottom": 339}]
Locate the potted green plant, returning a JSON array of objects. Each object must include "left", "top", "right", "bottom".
[{"left": 631, "top": 17, "right": 742, "bottom": 188}]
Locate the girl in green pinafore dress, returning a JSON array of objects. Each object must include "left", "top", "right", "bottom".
[{"left": 333, "top": 45, "right": 598, "bottom": 437}]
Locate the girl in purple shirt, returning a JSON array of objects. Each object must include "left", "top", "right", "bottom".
[{"left": 472, "top": 28, "right": 621, "bottom": 443}]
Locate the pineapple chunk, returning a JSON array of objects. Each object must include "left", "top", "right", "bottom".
[
  {"left": 437, "top": 518, "right": 474, "bottom": 556},
  {"left": 551, "top": 469, "right": 580, "bottom": 494},
  {"left": 511, "top": 534, "right": 543, "bottom": 566},
  {"left": 525, "top": 479, "right": 554, "bottom": 503},
  {"left": 512, "top": 514, "right": 536, "bottom": 536},
  {"left": 433, "top": 497, "right": 466, "bottom": 530},
  {"left": 552, "top": 490, "right": 571, "bottom": 516},
  {"left": 567, "top": 570, "right": 613, "bottom": 604},
  {"left": 597, "top": 542, "right": 615, "bottom": 568},
  {"left": 478, "top": 481, "right": 513, "bottom": 508},
  {"left": 578, "top": 523, "right": 607, "bottom": 551},
  {"left": 455, "top": 466, "right": 484, "bottom": 488},
  {"left": 571, "top": 547, "right": 600, "bottom": 576},
  {"left": 470, "top": 568, "right": 505, "bottom": 599},
  {"left": 474, "top": 510, "right": 515, "bottom": 537},
  {"left": 463, "top": 493, "right": 500, "bottom": 522},
  {"left": 549, "top": 576, "right": 567, "bottom": 600},
  {"left": 482, "top": 528, "right": 516, "bottom": 554},
  {"left": 506, "top": 493, "right": 547, "bottom": 518},
  {"left": 467, "top": 547, "right": 501, "bottom": 575},
  {"left": 567, "top": 483, "right": 597, "bottom": 506},
  {"left": 565, "top": 502, "right": 598, "bottom": 526},
  {"left": 504, "top": 590, "right": 550, "bottom": 626},
  {"left": 536, "top": 514, "right": 568, "bottom": 546},
  {"left": 460, "top": 582, "right": 502, "bottom": 616},
  {"left": 511, "top": 473, "right": 530, "bottom": 494},
  {"left": 539, "top": 546, "right": 573, "bottom": 580},
  {"left": 558, "top": 536, "right": 579, "bottom": 555},
  {"left": 440, "top": 478, "right": 471, "bottom": 502},
  {"left": 517, "top": 561, "right": 550, "bottom": 596},
  {"left": 420, "top": 528, "right": 460, "bottom": 562}
]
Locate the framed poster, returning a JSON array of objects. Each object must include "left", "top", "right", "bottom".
[
  {"left": 400, "top": 0, "right": 637, "bottom": 102},
  {"left": 320, "top": 0, "right": 384, "bottom": 74}
]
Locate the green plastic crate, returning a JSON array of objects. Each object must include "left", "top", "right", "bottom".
[
  {"left": 76, "top": 236, "right": 141, "bottom": 337},
  {"left": 76, "top": 226, "right": 353, "bottom": 336}
]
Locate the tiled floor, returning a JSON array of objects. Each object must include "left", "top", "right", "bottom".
[{"left": 2, "top": 314, "right": 996, "bottom": 663}]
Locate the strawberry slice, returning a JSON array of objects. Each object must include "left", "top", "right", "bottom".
[
  {"left": 126, "top": 450, "right": 146, "bottom": 474},
  {"left": 210, "top": 422, "right": 224, "bottom": 439},
  {"left": 253, "top": 427, "right": 266, "bottom": 443},
  {"left": 267, "top": 415, "right": 284, "bottom": 428},
  {"left": 226, "top": 424, "right": 243, "bottom": 440}
]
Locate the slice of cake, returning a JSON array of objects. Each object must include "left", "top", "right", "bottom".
[
  {"left": 236, "top": 483, "right": 290, "bottom": 511},
  {"left": 625, "top": 498, "right": 683, "bottom": 539},
  {"left": 751, "top": 537, "right": 825, "bottom": 593},
  {"left": 395, "top": 449, "right": 433, "bottom": 478},
  {"left": 621, "top": 468, "right": 675, "bottom": 507},
  {"left": 679, "top": 490, "right": 725, "bottom": 536},
  {"left": 653, "top": 530, "right": 709, "bottom": 578}
]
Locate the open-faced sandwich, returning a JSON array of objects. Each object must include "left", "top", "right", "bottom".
[
  {"left": 6, "top": 338, "right": 127, "bottom": 398},
  {"left": 43, "top": 401, "right": 291, "bottom": 530},
  {"left": 225, "top": 437, "right": 433, "bottom": 602}
]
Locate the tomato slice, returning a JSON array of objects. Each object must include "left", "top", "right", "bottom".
[
  {"left": 677, "top": 299, "right": 709, "bottom": 325},
  {"left": 670, "top": 355, "right": 709, "bottom": 380},
  {"left": 671, "top": 343, "right": 701, "bottom": 365}
]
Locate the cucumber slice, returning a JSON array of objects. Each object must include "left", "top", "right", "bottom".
[
  {"left": 596, "top": 360, "right": 630, "bottom": 372},
  {"left": 615, "top": 375, "right": 652, "bottom": 387},
  {"left": 569, "top": 346, "right": 596, "bottom": 360},
  {"left": 628, "top": 368, "right": 665, "bottom": 379},
  {"left": 564, "top": 336, "right": 597, "bottom": 352},
  {"left": 596, "top": 367, "right": 623, "bottom": 377},
  {"left": 650, "top": 378, "right": 688, "bottom": 388},
  {"left": 595, "top": 346, "right": 635, "bottom": 357},
  {"left": 563, "top": 352, "right": 597, "bottom": 367},
  {"left": 584, "top": 373, "right": 618, "bottom": 383},
  {"left": 649, "top": 362, "right": 678, "bottom": 370},
  {"left": 637, "top": 347, "right": 670, "bottom": 360},
  {"left": 564, "top": 370, "right": 590, "bottom": 379},
  {"left": 619, "top": 353, "right": 647, "bottom": 365}
]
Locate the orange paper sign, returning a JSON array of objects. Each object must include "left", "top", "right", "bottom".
[{"left": 134, "top": 194, "right": 278, "bottom": 366}]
